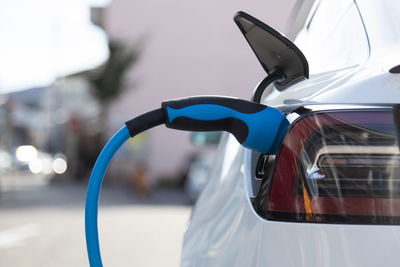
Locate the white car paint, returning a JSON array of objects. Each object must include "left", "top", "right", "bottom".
[{"left": 181, "top": 0, "right": 400, "bottom": 266}]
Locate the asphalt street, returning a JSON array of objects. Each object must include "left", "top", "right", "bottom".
[{"left": 0, "top": 174, "right": 192, "bottom": 266}]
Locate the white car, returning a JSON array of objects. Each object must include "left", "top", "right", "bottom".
[{"left": 181, "top": 0, "right": 400, "bottom": 266}]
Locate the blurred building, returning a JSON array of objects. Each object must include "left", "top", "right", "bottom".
[
  {"left": 0, "top": 75, "right": 100, "bottom": 178},
  {"left": 0, "top": 1, "right": 109, "bottom": 179},
  {"left": 103, "top": 0, "right": 295, "bottom": 181}
]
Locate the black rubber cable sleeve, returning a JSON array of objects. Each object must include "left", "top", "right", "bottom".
[{"left": 124, "top": 108, "right": 166, "bottom": 137}]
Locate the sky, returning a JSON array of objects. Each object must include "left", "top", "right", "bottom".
[{"left": 0, "top": 0, "right": 110, "bottom": 93}]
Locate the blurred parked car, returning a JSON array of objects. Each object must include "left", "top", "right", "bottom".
[
  {"left": 184, "top": 132, "right": 221, "bottom": 202},
  {"left": 181, "top": 1, "right": 400, "bottom": 266},
  {"left": 184, "top": 152, "right": 214, "bottom": 202}
]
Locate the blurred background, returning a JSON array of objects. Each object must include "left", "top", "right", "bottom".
[{"left": 0, "top": 0, "right": 294, "bottom": 266}]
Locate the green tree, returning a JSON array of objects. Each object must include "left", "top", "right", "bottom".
[
  {"left": 73, "top": 40, "right": 140, "bottom": 179},
  {"left": 90, "top": 39, "right": 139, "bottom": 106}
]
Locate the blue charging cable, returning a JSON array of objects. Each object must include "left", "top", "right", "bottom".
[
  {"left": 85, "top": 96, "right": 289, "bottom": 266},
  {"left": 85, "top": 126, "right": 130, "bottom": 267}
]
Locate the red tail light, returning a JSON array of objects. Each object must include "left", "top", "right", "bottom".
[{"left": 263, "top": 107, "right": 400, "bottom": 224}]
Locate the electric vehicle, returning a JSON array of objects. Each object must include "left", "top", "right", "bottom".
[{"left": 181, "top": 1, "right": 400, "bottom": 266}]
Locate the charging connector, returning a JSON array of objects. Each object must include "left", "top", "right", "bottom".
[{"left": 125, "top": 96, "right": 288, "bottom": 154}]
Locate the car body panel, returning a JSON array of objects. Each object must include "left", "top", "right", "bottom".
[
  {"left": 356, "top": 0, "right": 400, "bottom": 70},
  {"left": 182, "top": 134, "right": 264, "bottom": 267}
]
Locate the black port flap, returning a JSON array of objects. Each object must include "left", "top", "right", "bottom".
[{"left": 234, "top": 11, "right": 309, "bottom": 91}]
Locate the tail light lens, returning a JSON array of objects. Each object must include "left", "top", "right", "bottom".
[{"left": 265, "top": 108, "right": 400, "bottom": 224}]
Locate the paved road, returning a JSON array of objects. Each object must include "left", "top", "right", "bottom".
[{"left": 0, "top": 174, "right": 192, "bottom": 266}]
